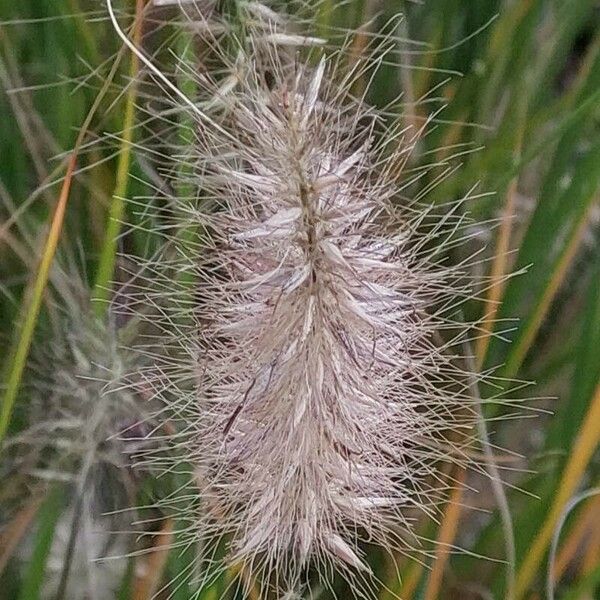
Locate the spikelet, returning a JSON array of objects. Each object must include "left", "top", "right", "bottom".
[
  {"left": 116, "top": 1, "right": 486, "bottom": 596},
  {"left": 5, "top": 272, "right": 148, "bottom": 488},
  {"left": 2, "top": 264, "right": 152, "bottom": 599}
]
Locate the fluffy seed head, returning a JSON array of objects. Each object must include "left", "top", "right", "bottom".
[
  {"left": 122, "top": 2, "right": 484, "bottom": 596},
  {"left": 5, "top": 278, "right": 150, "bottom": 502}
]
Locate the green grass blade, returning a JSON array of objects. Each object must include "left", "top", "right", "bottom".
[
  {"left": 0, "top": 153, "right": 76, "bottom": 443},
  {"left": 16, "top": 487, "right": 63, "bottom": 600},
  {"left": 92, "top": 0, "right": 144, "bottom": 317}
]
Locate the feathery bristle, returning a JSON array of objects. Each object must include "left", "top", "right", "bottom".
[{"left": 116, "top": 2, "right": 488, "bottom": 596}]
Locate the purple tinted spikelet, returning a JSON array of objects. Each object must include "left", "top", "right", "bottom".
[
  {"left": 194, "top": 67, "right": 476, "bottom": 592},
  {"left": 117, "top": 2, "right": 486, "bottom": 595}
]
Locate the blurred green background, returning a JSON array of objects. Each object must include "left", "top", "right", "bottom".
[{"left": 1, "top": 0, "right": 600, "bottom": 599}]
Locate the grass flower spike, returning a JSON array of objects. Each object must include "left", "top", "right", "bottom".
[
  {"left": 1, "top": 268, "right": 152, "bottom": 599},
  {"left": 118, "top": 2, "right": 484, "bottom": 596}
]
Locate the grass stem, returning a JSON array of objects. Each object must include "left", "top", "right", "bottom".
[{"left": 92, "top": 0, "right": 145, "bottom": 317}]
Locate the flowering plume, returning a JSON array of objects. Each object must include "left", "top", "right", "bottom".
[
  {"left": 1, "top": 266, "right": 153, "bottom": 599},
  {"left": 119, "top": 2, "right": 484, "bottom": 596},
  {"left": 12, "top": 303, "right": 147, "bottom": 490}
]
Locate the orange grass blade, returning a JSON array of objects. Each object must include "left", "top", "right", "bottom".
[
  {"left": 581, "top": 519, "right": 600, "bottom": 576},
  {"left": 423, "top": 468, "right": 467, "bottom": 600},
  {"left": 0, "top": 496, "right": 44, "bottom": 574},
  {"left": 132, "top": 519, "right": 175, "bottom": 600},
  {"left": 398, "top": 560, "right": 426, "bottom": 600},
  {"left": 0, "top": 152, "right": 77, "bottom": 443},
  {"left": 475, "top": 175, "right": 519, "bottom": 367},
  {"left": 515, "top": 381, "right": 600, "bottom": 598},
  {"left": 504, "top": 203, "right": 594, "bottom": 378},
  {"left": 553, "top": 493, "right": 600, "bottom": 581}
]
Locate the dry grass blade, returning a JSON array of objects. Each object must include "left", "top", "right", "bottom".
[
  {"left": 423, "top": 468, "right": 467, "bottom": 600},
  {"left": 553, "top": 494, "right": 600, "bottom": 582},
  {"left": 505, "top": 202, "right": 595, "bottom": 378},
  {"left": 475, "top": 169, "right": 520, "bottom": 367},
  {"left": 132, "top": 519, "right": 175, "bottom": 600},
  {"left": 547, "top": 488, "right": 600, "bottom": 600},
  {"left": 515, "top": 381, "right": 600, "bottom": 598},
  {"left": 0, "top": 152, "right": 77, "bottom": 443},
  {"left": 581, "top": 520, "right": 600, "bottom": 577},
  {"left": 0, "top": 496, "right": 44, "bottom": 574},
  {"left": 397, "top": 560, "right": 425, "bottom": 600}
]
